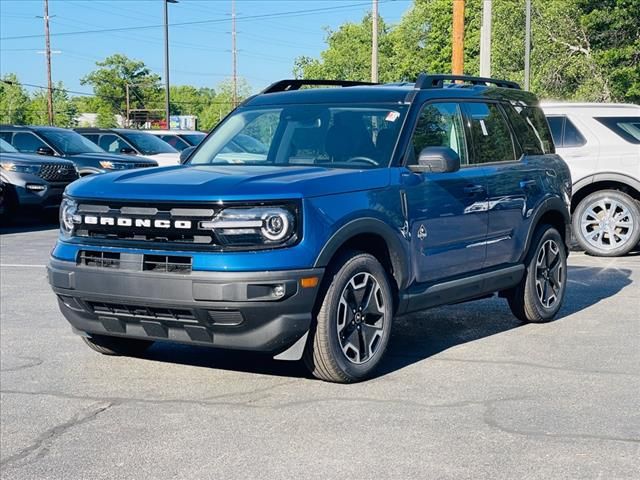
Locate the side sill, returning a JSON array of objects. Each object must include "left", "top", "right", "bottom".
[{"left": 400, "top": 264, "right": 524, "bottom": 314}]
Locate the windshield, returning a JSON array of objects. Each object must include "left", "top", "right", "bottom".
[
  {"left": 38, "top": 129, "right": 104, "bottom": 154},
  {"left": 119, "top": 131, "right": 178, "bottom": 154},
  {"left": 179, "top": 133, "right": 206, "bottom": 146},
  {"left": 0, "top": 138, "right": 18, "bottom": 153},
  {"left": 189, "top": 104, "right": 407, "bottom": 169}
]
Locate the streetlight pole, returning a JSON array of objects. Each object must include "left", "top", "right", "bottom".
[
  {"left": 479, "top": 0, "right": 492, "bottom": 78},
  {"left": 524, "top": 0, "right": 531, "bottom": 90},
  {"left": 163, "top": 0, "right": 178, "bottom": 129},
  {"left": 43, "top": 0, "right": 54, "bottom": 125},
  {"left": 371, "top": 0, "right": 379, "bottom": 83}
]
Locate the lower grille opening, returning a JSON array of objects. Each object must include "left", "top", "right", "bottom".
[
  {"left": 78, "top": 250, "right": 120, "bottom": 268},
  {"left": 143, "top": 254, "right": 192, "bottom": 274},
  {"left": 87, "top": 301, "right": 197, "bottom": 322}
]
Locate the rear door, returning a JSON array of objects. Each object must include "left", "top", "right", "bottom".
[
  {"left": 404, "top": 102, "right": 489, "bottom": 284},
  {"left": 467, "top": 102, "right": 550, "bottom": 268}
]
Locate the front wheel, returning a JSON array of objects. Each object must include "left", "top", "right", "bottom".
[
  {"left": 304, "top": 251, "right": 394, "bottom": 383},
  {"left": 82, "top": 334, "right": 153, "bottom": 356},
  {"left": 507, "top": 225, "right": 567, "bottom": 323},
  {"left": 573, "top": 190, "right": 640, "bottom": 257}
]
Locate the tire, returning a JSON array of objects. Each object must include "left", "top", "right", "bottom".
[
  {"left": 507, "top": 225, "right": 567, "bottom": 323},
  {"left": 82, "top": 334, "right": 153, "bottom": 356},
  {"left": 304, "top": 251, "right": 394, "bottom": 383},
  {"left": 572, "top": 190, "right": 640, "bottom": 257}
]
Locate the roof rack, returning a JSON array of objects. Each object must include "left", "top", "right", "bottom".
[
  {"left": 261, "top": 79, "right": 376, "bottom": 94},
  {"left": 415, "top": 74, "right": 521, "bottom": 90}
]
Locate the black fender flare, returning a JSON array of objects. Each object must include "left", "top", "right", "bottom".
[
  {"left": 521, "top": 196, "right": 571, "bottom": 261},
  {"left": 313, "top": 217, "right": 411, "bottom": 290}
]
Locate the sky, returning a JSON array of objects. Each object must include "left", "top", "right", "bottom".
[{"left": 0, "top": 0, "right": 413, "bottom": 97}]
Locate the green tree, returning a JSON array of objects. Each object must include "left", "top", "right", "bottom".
[
  {"left": 0, "top": 74, "right": 29, "bottom": 124},
  {"left": 26, "top": 82, "right": 78, "bottom": 127},
  {"left": 170, "top": 85, "right": 216, "bottom": 117},
  {"left": 81, "top": 54, "right": 162, "bottom": 123},
  {"left": 199, "top": 78, "right": 251, "bottom": 130}
]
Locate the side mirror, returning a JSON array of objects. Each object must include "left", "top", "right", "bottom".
[
  {"left": 180, "top": 146, "right": 196, "bottom": 164},
  {"left": 410, "top": 146, "right": 460, "bottom": 173},
  {"left": 36, "top": 146, "right": 55, "bottom": 156},
  {"left": 119, "top": 147, "right": 136, "bottom": 155}
]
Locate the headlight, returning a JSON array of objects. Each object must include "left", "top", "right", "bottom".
[
  {"left": 99, "top": 161, "right": 130, "bottom": 170},
  {"left": 200, "top": 205, "right": 298, "bottom": 246},
  {"left": 0, "top": 161, "right": 41, "bottom": 175},
  {"left": 59, "top": 197, "right": 79, "bottom": 238}
]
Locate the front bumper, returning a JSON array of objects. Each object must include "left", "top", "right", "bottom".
[
  {"left": 1, "top": 171, "right": 70, "bottom": 208},
  {"left": 48, "top": 257, "right": 323, "bottom": 358}
]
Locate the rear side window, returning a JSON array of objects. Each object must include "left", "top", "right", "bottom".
[
  {"left": 503, "top": 104, "right": 554, "bottom": 155},
  {"left": 160, "top": 135, "right": 189, "bottom": 151},
  {"left": 595, "top": 116, "right": 640, "bottom": 144},
  {"left": 462, "top": 102, "right": 516, "bottom": 164}
]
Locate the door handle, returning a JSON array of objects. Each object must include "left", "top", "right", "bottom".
[
  {"left": 464, "top": 184, "right": 485, "bottom": 195},
  {"left": 519, "top": 179, "right": 537, "bottom": 189}
]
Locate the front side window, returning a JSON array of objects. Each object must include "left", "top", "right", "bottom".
[
  {"left": 462, "top": 102, "right": 516, "bottom": 164},
  {"left": 99, "top": 134, "right": 132, "bottom": 153},
  {"left": 408, "top": 102, "right": 468, "bottom": 166},
  {"left": 190, "top": 104, "right": 407, "bottom": 169},
  {"left": 11, "top": 132, "right": 48, "bottom": 153},
  {"left": 595, "top": 116, "right": 640, "bottom": 144},
  {"left": 38, "top": 129, "right": 104, "bottom": 155}
]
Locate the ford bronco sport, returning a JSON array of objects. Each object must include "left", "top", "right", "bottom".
[{"left": 48, "top": 74, "right": 572, "bottom": 383}]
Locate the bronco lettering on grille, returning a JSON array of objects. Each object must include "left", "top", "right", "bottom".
[{"left": 81, "top": 215, "right": 192, "bottom": 229}]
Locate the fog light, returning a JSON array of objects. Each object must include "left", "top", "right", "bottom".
[
  {"left": 273, "top": 284, "right": 285, "bottom": 298},
  {"left": 26, "top": 183, "right": 46, "bottom": 191}
]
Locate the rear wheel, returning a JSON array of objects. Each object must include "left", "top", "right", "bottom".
[
  {"left": 304, "top": 251, "right": 394, "bottom": 383},
  {"left": 573, "top": 190, "right": 640, "bottom": 257},
  {"left": 507, "top": 225, "right": 567, "bottom": 323},
  {"left": 82, "top": 334, "right": 153, "bottom": 356}
]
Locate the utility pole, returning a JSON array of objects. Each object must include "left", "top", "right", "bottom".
[
  {"left": 524, "top": 0, "right": 531, "bottom": 90},
  {"left": 125, "top": 83, "right": 130, "bottom": 128},
  {"left": 371, "top": 0, "right": 379, "bottom": 83},
  {"left": 479, "top": 0, "right": 492, "bottom": 77},
  {"left": 452, "top": 0, "right": 465, "bottom": 76},
  {"left": 43, "top": 0, "right": 54, "bottom": 125},
  {"left": 163, "top": 0, "right": 178, "bottom": 129},
  {"left": 231, "top": 0, "right": 238, "bottom": 108}
]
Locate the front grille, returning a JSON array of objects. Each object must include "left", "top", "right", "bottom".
[
  {"left": 88, "top": 301, "right": 197, "bottom": 322},
  {"left": 143, "top": 254, "right": 192, "bottom": 273},
  {"left": 74, "top": 202, "right": 219, "bottom": 247},
  {"left": 78, "top": 250, "right": 120, "bottom": 268},
  {"left": 77, "top": 250, "right": 192, "bottom": 273},
  {"left": 38, "top": 163, "right": 78, "bottom": 183}
]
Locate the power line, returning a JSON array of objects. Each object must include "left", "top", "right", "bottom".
[{"left": 0, "top": 2, "right": 378, "bottom": 41}]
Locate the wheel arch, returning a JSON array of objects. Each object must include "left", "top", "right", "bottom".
[
  {"left": 571, "top": 173, "right": 640, "bottom": 212},
  {"left": 521, "top": 197, "right": 571, "bottom": 261},
  {"left": 313, "top": 218, "right": 410, "bottom": 292}
]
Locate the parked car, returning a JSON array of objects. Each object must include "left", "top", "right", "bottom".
[
  {"left": 0, "top": 125, "right": 158, "bottom": 176},
  {"left": 144, "top": 129, "right": 206, "bottom": 151},
  {"left": 543, "top": 103, "right": 640, "bottom": 256},
  {"left": 75, "top": 128, "right": 181, "bottom": 166},
  {"left": 0, "top": 138, "right": 78, "bottom": 217},
  {"left": 49, "top": 75, "right": 571, "bottom": 383}
]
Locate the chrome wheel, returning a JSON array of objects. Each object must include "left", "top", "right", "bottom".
[
  {"left": 337, "top": 272, "right": 386, "bottom": 364},
  {"left": 535, "top": 239, "right": 564, "bottom": 309},
  {"left": 580, "top": 198, "right": 635, "bottom": 251}
]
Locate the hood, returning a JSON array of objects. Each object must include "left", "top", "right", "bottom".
[
  {"left": 0, "top": 152, "right": 75, "bottom": 166},
  {"left": 66, "top": 152, "right": 156, "bottom": 165},
  {"left": 66, "top": 165, "right": 391, "bottom": 202}
]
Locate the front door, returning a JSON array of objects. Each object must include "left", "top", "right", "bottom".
[{"left": 403, "top": 102, "right": 489, "bottom": 284}]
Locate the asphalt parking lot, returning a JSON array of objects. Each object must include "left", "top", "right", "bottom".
[{"left": 1, "top": 219, "right": 639, "bottom": 480}]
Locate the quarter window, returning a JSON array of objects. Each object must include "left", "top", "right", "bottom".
[
  {"left": 462, "top": 102, "right": 516, "bottom": 164},
  {"left": 563, "top": 118, "right": 586, "bottom": 147},
  {"left": 547, "top": 116, "right": 563, "bottom": 146},
  {"left": 409, "top": 102, "right": 468, "bottom": 166},
  {"left": 503, "top": 104, "right": 554, "bottom": 154}
]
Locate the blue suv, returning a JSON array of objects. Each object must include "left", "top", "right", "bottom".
[{"left": 48, "top": 75, "right": 572, "bottom": 383}]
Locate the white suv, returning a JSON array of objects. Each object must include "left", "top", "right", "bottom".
[{"left": 542, "top": 103, "right": 640, "bottom": 256}]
